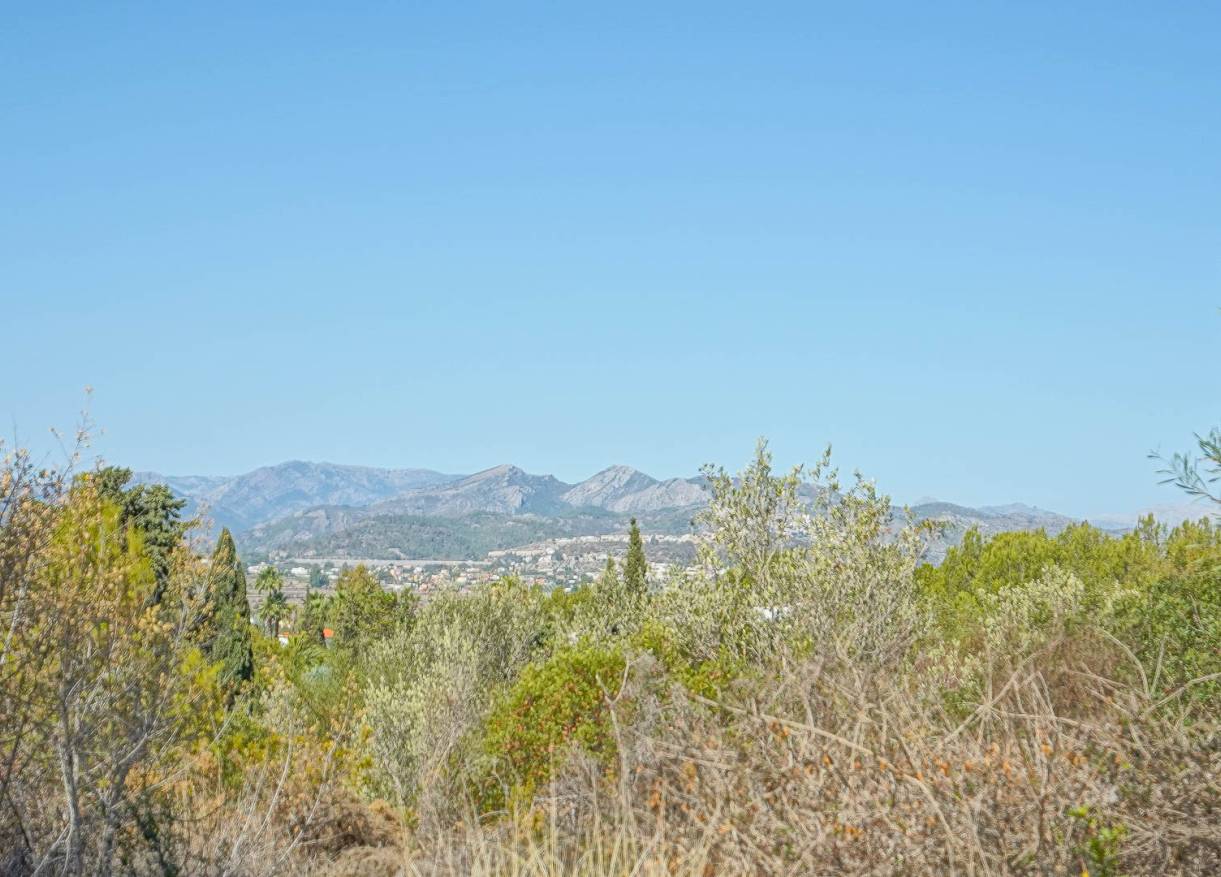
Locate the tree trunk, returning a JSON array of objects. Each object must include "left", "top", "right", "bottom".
[{"left": 57, "top": 730, "right": 83, "bottom": 875}]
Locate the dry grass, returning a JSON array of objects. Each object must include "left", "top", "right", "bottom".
[{"left": 282, "top": 647, "right": 1219, "bottom": 877}]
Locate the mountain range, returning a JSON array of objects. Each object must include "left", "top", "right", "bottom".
[
  {"left": 136, "top": 461, "right": 711, "bottom": 530},
  {"left": 133, "top": 462, "right": 458, "bottom": 531},
  {"left": 134, "top": 460, "right": 1180, "bottom": 563}
]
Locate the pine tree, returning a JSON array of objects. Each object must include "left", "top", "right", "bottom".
[
  {"left": 206, "top": 529, "right": 254, "bottom": 697},
  {"left": 624, "top": 517, "right": 648, "bottom": 597},
  {"left": 595, "top": 556, "right": 629, "bottom": 636},
  {"left": 92, "top": 466, "right": 186, "bottom": 594},
  {"left": 331, "top": 565, "right": 402, "bottom": 656}
]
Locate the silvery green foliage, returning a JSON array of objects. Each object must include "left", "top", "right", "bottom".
[
  {"left": 915, "top": 566, "right": 1138, "bottom": 710},
  {"left": 1154, "top": 426, "right": 1221, "bottom": 509},
  {"left": 363, "top": 578, "right": 548, "bottom": 810},
  {"left": 659, "top": 440, "right": 927, "bottom": 667},
  {"left": 980, "top": 565, "right": 1132, "bottom": 658},
  {"left": 564, "top": 560, "right": 647, "bottom": 644}
]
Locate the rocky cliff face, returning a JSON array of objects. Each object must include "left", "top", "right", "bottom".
[
  {"left": 367, "top": 465, "right": 570, "bottom": 517},
  {"left": 561, "top": 466, "right": 708, "bottom": 513}
]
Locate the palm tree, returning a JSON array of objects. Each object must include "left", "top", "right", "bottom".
[
  {"left": 253, "top": 567, "right": 289, "bottom": 638},
  {"left": 262, "top": 589, "right": 289, "bottom": 639}
]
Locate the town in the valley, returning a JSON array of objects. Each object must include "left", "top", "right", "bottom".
[{"left": 246, "top": 532, "right": 699, "bottom": 613}]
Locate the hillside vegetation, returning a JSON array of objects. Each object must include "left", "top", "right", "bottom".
[
  {"left": 244, "top": 506, "right": 703, "bottom": 560},
  {"left": 2, "top": 437, "right": 1217, "bottom": 875}
]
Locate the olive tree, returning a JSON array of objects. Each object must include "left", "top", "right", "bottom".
[
  {"left": 657, "top": 440, "right": 928, "bottom": 670},
  {"left": 362, "top": 577, "right": 548, "bottom": 819}
]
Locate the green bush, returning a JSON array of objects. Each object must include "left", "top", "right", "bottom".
[
  {"left": 479, "top": 644, "right": 627, "bottom": 808},
  {"left": 918, "top": 517, "right": 1221, "bottom": 714},
  {"left": 1118, "top": 518, "right": 1221, "bottom": 701},
  {"left": 362, "top": 577, "right": 549, "bottom": 809},
  {"left": 918, "top": 522, "right": 1161, "bottom": 641},
  {"left": 632, "top": 618, "right": 743, "bottom": 698}
]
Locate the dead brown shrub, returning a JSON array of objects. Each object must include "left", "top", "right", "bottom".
[{"left": 396, "top": 648, "right": 1218, "bottom": 876}]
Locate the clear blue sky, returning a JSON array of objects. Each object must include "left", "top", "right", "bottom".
[{"left": 3, "top": 2, "right": 1217, "bottom": 518}]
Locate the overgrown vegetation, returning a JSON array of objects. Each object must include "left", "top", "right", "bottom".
[{"left": 2, "top": 432, "right": 1217, "bottom": 875}]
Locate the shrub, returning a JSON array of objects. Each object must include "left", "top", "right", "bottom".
[
  {"left": 478, "top": 644, "right": 628, "bottom": 808},
  {"left": 362, "top": 577, "right": 549, "bottom": 817},
  {"left": 632, "top": 617, "right": 745, "bottom": 698},
  {"left": 662, "top": 441, "right": 927, "bottom": 672},
  {"left": 917, "top": 522, "right": 1161, "bottom": 640},
  {"left": 1117, "top": 518, "right": 1221, "bottom": 705}
]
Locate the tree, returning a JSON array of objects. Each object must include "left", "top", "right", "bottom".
[
  {"left": 593, "top": 556, "right": 633, "bottom": 639},
  {"left": 1, "top": 472, "right": 206, "bottom": 876},
  {"left": 254, "top": 566, "right": 288, "bottom": 637},
  {"left": 206, "top": 529, "right": 254, "bottom": 697},
  {"left": 262, "top": 590, "right": 290, "bottom": 639},
  {"left": 254, "top": 565, "right": 282, "bottom": 595},
  {"left": 363, "top": 576, "right": 547, "bottom": 811},
  {"left": 91, "top": 466, "right": 186, "bottom": 591},
  {"left": 331, "top": 565, "right": 406, "bottom": 656},
  {"left": 299, "top": 591, "right": 330, "bottom": 647},
  {"left": 601, "top": 556, "right": 619, "bottom": 590},
  {"left": 623, "top": 517, "right": 648, "bottom": 597},
  {"left": 666, "top": 440, "right": 925, "bottom": 668}
]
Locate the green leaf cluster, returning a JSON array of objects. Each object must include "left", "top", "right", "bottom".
[{"left": 478, "top": 644, "right": 627, "bottom": 808}]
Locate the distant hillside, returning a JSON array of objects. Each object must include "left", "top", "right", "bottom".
[
  {"left": 906, "top": 501, "right": 1081, "bottom": 563},
  {"left": 1085, "top": 500, "right": 1217, "bottom": 530},
  {"left": 134, "top": 461, "right": 461, "bottom": 531},
  {"left": 560, "top": 466, "right": 708, "bottom": 513},
  {"left": 243, "top": 500, "right": 1078, "bottom": 564},
  {"left": 244, "top": 504, "right": 701, "bottom": 559},
  {"left": 285, "top": 511, "right": 653, "bottom": 560},
  {"left": 143, "top": 461, "right": 713, "bottom": 533},
  {"left": 141, "top": 459, "right": 1121, "bottom": 563},
  {"left": 364, "top": 464, "right": 711, "bottom": 519},
  {"left": 367, "top": 465, "right": 572, "bottom": 517}
]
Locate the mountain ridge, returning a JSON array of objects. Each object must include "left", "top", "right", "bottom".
[
  {"left": 367, "top": 464, "right": 572, "bottom": 517},
  {"left": 134, "top": 461, "right": 462, "bottom": 531},
  {"left": 133, "top": 459, "right": 1138, "bottom": 564},
  {"left": 136, "top": 460, "right": 717, "bottom": 532}
]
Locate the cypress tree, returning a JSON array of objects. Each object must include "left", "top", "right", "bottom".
[
  {"left": 623, "top": 517, "right": 648, "bottom": 597},
  {"left": 592, "top": 556, "right": 629, "bottom": 637},
  {"left": 207, "top": 529, "right": 254, "bottom": 696},
  {"left": 600, "top": 556, "right": 619, "bottom": 590}
]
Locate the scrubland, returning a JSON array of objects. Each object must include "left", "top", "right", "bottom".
[{"left": 2, "top": 437, "right": 1217, "bottom": 875}]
